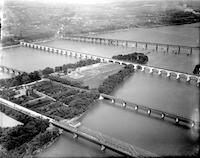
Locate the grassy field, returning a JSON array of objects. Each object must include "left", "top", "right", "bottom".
[{"left": 64, "top": 63, "right": 124, "bottom": 89}]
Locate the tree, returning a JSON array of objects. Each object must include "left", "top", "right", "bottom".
[{"left": 42, "top": 67, "right": 54, "bottom": 76}]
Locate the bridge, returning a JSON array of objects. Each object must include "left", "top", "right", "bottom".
[
  {"left": 20, "top": 42, "right": 200, "bottom": 85},
  {"left": 99, "top": 94, "right": 200, "bottom": 130},
  {"left": 0, "top": 97, "right": 157, "bottom": 157},
  {"left": 61, "top": 35, "right": 200, "bottom": 55},
  {"left": 0, "top": 65, "right": 24, "bottom": 76}
]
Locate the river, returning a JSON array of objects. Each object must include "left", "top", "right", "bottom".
[{"left": 0, "top": 23, "right": 199, "bottom": 157}]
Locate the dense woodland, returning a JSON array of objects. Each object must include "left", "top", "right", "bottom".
[
  {"left": 98, "top": 64, "right": 135, "bottom": 94},
  {"left": 0, "top": 104, "right": 59, "bottom": 158},
  {"left": 112, "top": 52, "right": 148, "bottom": 64}
]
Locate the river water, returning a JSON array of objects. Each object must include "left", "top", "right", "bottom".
[{"left": 0, "top": 23, "right": 199, "bottom": 156}]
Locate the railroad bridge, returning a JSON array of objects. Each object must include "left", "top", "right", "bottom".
[
  {"left": 0, "top": 65, "right": 24, "bottom": 76},
  {"left": 61, "top": 35, "right": 199, "bottom": 55},
  {"left": 20, "top": 42, "right": 200, "bottom": 85}
]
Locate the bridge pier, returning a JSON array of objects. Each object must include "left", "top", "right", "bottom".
[
  {"left": 147, "top": 109, "right": 151, "bottom": 115},
  {"left": 176, "top": 73, "right": 181, "bottom": 80},
  {"left": 178, "top": 46, "right": 180, "bottom": 54},
  {"left": 122, "top": 102, "right": 126, "bottom": 107},
  {"left": 166, "top": 71, "right": 171, "bottom": 78},
  {"left": 197, "top": 78, "right": 200, "bottom": 86},
  {"left": 186, "top": 75, "right": 191, "bottom": 82},
  {"left": 158, "top": 70, "right": 162, "bottom": 76},
  {"left": 101, "top": 145, "right": 106, "bottom": 151},
  {"left": 155, "top": 44, "right": 158, "bottom": 52},
  {"left": 141, "top": 66, "right": 145, "bottom": 72},
  {"left": 134, "top": 106, "right": 138, "bottom": 111},
  {"left": 73, "top": 133, "right": 78, "bottom": 139},
  {"left": 149, "top": 68, "right": 153, "bottom": 74},
  {"left": 189, "top": 48, "right": 192, "bottom": 55},
  {"left": 145, "top": 43, "right": 148, "bottom": 50},
  {"left": 99, "top": 95, "right": 104, "bottom": 100},
  {"left": 191, "top": 122, "right": 195, "bottom": 128},
  {"left": 175, "top": 118, "right": 179, "bottom": 124},
  {"left": 161, "top": 113, "right": 165, "bottom": 119},
  {"left": 166, "top": 45, "right": 169, "bottom": 53}
]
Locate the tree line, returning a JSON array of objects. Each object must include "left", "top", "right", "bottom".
[
  {"left": 0, "top": 71, "right": 41, "bottom": 88},
  {"left": 98, "top": 64, "right": 135, "bottom": 94}
]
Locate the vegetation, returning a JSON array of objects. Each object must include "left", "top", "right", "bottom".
[
  {"left": 98, "top": 64, "right": 135, "bottom": 94},
  {"left": 0, "top": 71, "right": 41, "bottom": 88},
  {"left": 42, "top": 67, "right": 54, "bottom": 76},
  {"left": 0, "top": 118, "right": 49, "bottom": 151},
  {"left": 32, "top": 81, "right": 99, "bottom": 119},
  {"left": 61, "top": 59, "right": 100, "bottom": 73},
  {"left": 47, "top": 75, "right": 88, "bottom": 89},
  {"left": 0, "top": 103, "right": 59, "bottom": 158},
  {"left": 112, "top": 52, "right": 148, "bottom": 64},
  {"left": 10, "top": 128, "right": 59, "bottom": 158}
]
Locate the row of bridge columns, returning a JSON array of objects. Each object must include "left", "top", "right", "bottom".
[
  {"left": 99, "top": 94, "right": 198, "bottom": 129},
  {"left": 64, "top": 36, "right": 195, "bottom": 55},
  {"left": 20, "top": 42, "right": 200, "bottom": 85},
  {"left": 20, "top": 42, "right": 111, "bottom": 62},
  {"left": 138, "top": 65, "right": 199, "bottom": 85}
]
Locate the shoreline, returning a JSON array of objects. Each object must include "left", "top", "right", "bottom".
[
  {"left": 30, "top": 129, "right": 61, "bottom": 157},
  {"left": 86, "top": 22, "right": 200, "bottom": 36}
]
